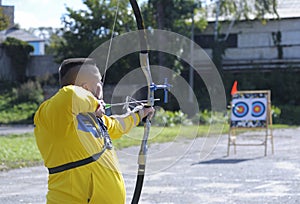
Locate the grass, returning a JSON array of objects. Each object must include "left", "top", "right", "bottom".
[
  {"left": 113, "top": 125, "right": 224, "bottom": 149},
  {"left": 0, "top": 123, "right": 294, "bottom": 171},
  {"left": 114, "top": 124, "right": 291, "bottom": 149},
  {"left": 0, "top": 133, "right": 42, "bottom": 170}
]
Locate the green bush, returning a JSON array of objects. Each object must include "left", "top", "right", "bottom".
[
  {"left": 14, "top": 80, "right": 44, "bottom": 104},
  {"left": 153, "top": 109, "right": 229, "bottom": 127},
  {"left": 192, "top": 110, "right": 228, "bottom": 125},
  {"left": 0, "top": 81, "right": 43, "bottom": 124},
  {"left": 271, "top": 105, "right": 281, "bottom": 124},
  {"left": 276, "top": 105, "right": 300, "bottom": 125},
  {"left": 153, "top": 109, "right": 192, "bottom": 127},
  {"left": 0, "top": 103, "right": 38, "bottom": 124}
]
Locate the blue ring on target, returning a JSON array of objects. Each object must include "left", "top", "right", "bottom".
[
  {"left": 251, "top": 101, "right": 265, "bottom": 117},
  {"left": 233, "top": 102, "right": 249, "bottom": 118}
]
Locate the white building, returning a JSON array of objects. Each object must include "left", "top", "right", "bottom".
[{"left": 195, "top": 0, "right": 300, "bottom": 70}]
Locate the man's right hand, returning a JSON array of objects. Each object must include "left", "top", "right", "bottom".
[
  {"left": 133, "top": 105, "right": 155, "bottom": 121},
  {"left": 95, "top": 100, "right": 106, "bottom": 117}
]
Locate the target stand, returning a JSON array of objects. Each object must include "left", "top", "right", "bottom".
[{"left": 227, "top": 90, "right": 274, "bottom": 156}]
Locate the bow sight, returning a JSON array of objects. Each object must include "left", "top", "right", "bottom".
[{"left": 150, "top": 78, "right": 172, "bottom": 104}]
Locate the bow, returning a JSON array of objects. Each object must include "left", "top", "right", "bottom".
[
  {"left": 129, "top": 1, "right": 170, "bottom": 203},
  {"left": 129, "top": 1, "right": 152, "bottom": 203}
]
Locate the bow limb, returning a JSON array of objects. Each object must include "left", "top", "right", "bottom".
[
  {"left": 129, "top": 0, "right": 153, "bottom": 203},
  {"left": 129, "top": 0, "right": 154, "bottom": 106}
]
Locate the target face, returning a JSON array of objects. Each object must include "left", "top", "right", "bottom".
[
  {"left": 252, "top": 101, "right": 265, "bottom": 117},
  {"left": 233, "top": 102, "right": 249, "bottom": 118},
  {"left": 230, "top": 92, "right": 269, "bottom": 127}
]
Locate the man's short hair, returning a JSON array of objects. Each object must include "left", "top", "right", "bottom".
[{"left": 59, "top": 58, "right": 96, "bottom": 87}]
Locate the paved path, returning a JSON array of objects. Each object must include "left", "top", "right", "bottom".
[
  {"left": 0, "top": 127, "right": 299, "bottom": 204},
  {"left": 0, "top": 125, "right": 34, "bottom": 135}
]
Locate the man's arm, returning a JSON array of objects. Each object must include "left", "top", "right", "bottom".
[
  {"left": 101, "top": 106, "right": 154, "bottom": 139},
  {"left": 68, "top": 85, "right": 100, "bottom": 115}
]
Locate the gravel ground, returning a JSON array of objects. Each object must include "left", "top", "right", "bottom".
[{"left": 0, "top": 127, "right": 299, "bottom": 204}]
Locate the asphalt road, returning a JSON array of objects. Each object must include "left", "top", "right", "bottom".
[
  {"left": 0, "top": 127, "right": 299, "bottom": 204},
  {"left": 0, "top": 125, "right": 34, "bottom": 135}
]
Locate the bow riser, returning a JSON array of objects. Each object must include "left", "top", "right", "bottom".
[{"left": 139, "top": 53, "right": 154, "bottom": 106}]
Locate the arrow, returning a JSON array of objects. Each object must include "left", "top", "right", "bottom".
[{"left": 104, "top": 99, "right": 160, "bottom": 109}]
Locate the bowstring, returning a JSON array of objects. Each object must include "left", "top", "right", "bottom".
[
  {"left": 101, "top": 1, "right": 145, "bottom": 112},
  {"left": 101, "top": 0, "right": 120, "bottom": 85}
]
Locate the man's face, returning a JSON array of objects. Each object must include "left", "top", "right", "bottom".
[{"left": 87, "top": 69, "right": 103, "bottom": 100}]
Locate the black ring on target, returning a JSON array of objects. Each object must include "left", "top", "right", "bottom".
[
  {"left": 251, "top": 101, "right": 265, "bottom": 117},
  {"left": 233, "top": 102, "right": 249, "bottom": 118}
]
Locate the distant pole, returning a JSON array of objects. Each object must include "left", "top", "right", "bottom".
[
  {"left": 189, "top": 6, "right": 195, "bottom": 103},
  {"left": 214, "top": 0, "right": 221, "bottom": 42}
]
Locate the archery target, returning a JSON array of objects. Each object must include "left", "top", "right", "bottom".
[
  {"left": 252, "top": 101, "right": 265, "bottom": 117},
  {"left": 233, "top": 102, "right": 249, "bottom": 118},
  {"left": 231, "top": 97, "right": 267, "bottom": 122}
]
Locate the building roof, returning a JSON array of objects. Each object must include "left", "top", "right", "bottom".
[{"left": 0, "top": 27, "right": 44, "bottom": 43}]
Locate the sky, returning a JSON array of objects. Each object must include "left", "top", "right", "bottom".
[
  {"left": 1, "top": 0, "right": 150, "bottom": 29},
  {"left": 2, "top": 0, "right": 87, "bottom": 29},
  {"left": 3, "top": 0, "right": 300, "bottom": 30}
]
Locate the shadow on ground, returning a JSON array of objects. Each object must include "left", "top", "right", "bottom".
[{"left": 191, "top": 156, "right": 263, "bottom": 165}]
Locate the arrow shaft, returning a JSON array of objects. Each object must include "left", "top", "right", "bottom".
[{"left": 105, "top": 99, "right": 160, "bottom": 109}]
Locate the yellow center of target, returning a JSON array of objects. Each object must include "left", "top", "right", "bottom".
[
  {"left": 237, "top": 106, "right": 244, "bottom": 113},
  {"left": 254, "top": 106, "right": 261, "bottom": 112}
]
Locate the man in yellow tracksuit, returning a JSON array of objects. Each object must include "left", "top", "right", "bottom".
[{"left": 34, "top": 58, "right": 154, "bottom": 203}]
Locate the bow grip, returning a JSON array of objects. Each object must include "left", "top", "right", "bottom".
[{"left": 141, "top": 104, "right": 151, "bottom": 123}]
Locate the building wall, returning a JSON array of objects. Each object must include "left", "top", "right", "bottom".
[
  {"left": 196, "top": 18, "right": 300, "bottom": 63},
  {"left": 26, "top": 55, "right": 59, "bottom": 77},
  {"left": 0, "top": 47, "right": 58, "bottom": 81},
  {"left": 0, "top": 46, "right": 16, "bottom": 81}
]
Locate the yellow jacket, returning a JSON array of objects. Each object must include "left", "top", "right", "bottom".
[{"left": 34, "top": 85, "right": 140, "bottom": 204}]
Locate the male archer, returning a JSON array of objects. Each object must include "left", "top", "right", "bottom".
[{"left": 34, "top": 58, "right": 154, "bottom": 203}]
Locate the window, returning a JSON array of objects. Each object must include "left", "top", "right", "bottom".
[{"left": 194, "top": 34, "right": 238, "bottom": 48}]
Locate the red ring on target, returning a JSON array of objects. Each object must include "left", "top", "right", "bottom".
[
  {"left": 233, "top": 102, "right": 249, "bottom": 118},
  {"left": 251, "top": 101, "right": 265, "bottom": 117}
]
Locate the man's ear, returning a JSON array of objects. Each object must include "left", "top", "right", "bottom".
[
  {"left": 95, "top": 83, "right": 102, "bottom": 99},
  {"left": 82, "top": 83, "right": 89, "bottom": 91}
]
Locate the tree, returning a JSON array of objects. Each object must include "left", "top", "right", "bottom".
[
  {"left": 140, "top": 0, "right": 206, "bottom": 78},
  {"left": 48, "top": 0, "right": 279, "bottom": 93},
  {"left": 141, "top": 0, "right": 278, "bottom": 111},
  {"left": 49, "top": 0, "right": 136, "bottom": 63},
  {"left": 217, "top": 0, "right": 279, "bottom": 21},
  {"left": 143, "top": 0, "right": 200, "bottom": 34}
]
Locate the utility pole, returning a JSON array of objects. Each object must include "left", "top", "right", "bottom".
[
  {"left": 189, "top": 6, "right": 195, "bottom": 103},
  {"left": 212, "top": 0, "right": 223, "bottom": 71},
  {"left": 214, "top": 0, "right": 221, "bottom": 42}
]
